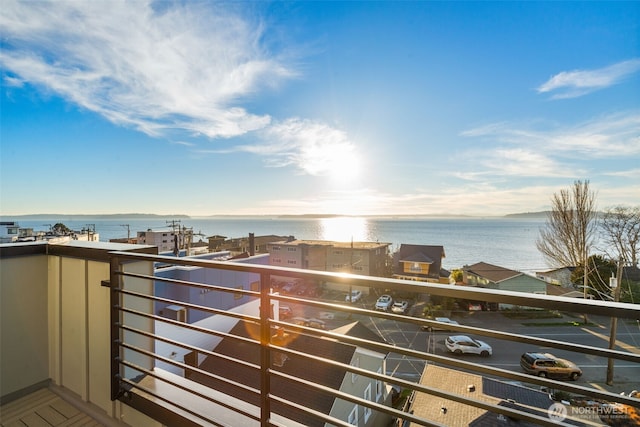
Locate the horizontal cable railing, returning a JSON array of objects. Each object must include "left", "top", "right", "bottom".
[{"left": 107, "top": 251, "right": 640, "bottom": 427}]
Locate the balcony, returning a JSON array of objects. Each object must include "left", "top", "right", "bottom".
[{"left": 1, "top": 241, "right": 639, "bottom": 426}]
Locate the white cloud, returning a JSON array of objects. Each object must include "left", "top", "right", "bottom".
[
  {"left": 0, "top": 0, "right": 294, "bottom": 138},
  {"left": 537, "top": 59, "right": 640, "bottom": 99},
  {"left": 233, "top": 118, "right": 359, "bottom": 177}
]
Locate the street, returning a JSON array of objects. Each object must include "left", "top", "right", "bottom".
[{"left": 289, "top": 297, "right": 640, "bottom": 393}]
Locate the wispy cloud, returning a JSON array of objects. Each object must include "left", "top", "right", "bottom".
[
  {"left": 458, "top": 112, "right": 639, "bottom": 183},
  {"left": 462, "top": 112, "right": 640, "bottom": 159},
  {"left": 0, "top": 0, "right": 293, "bottom": 138},
  {"left": 0, "top": 1, "right": 362, "bottom": 178},
  {"left": 537, "top": 59, "right": 640, "bottom": 99}
]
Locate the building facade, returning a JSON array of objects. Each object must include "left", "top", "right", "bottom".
[{"left": 267, "top": 239, "right": 391, "bottom": 277}]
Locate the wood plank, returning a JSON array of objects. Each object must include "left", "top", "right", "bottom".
[
  {"left": 0, "top": 391, "right": 57, "bottom": 425},
  {"left": 58, "top": 414, "right": 100, "bottom": 427},
  {"left": 15, "top": 413, "right": 49, "bottom": 427},
  {"left": 2, "top": 418, "right": 28, "bottom": 427},
  {"left": 1, "top": 390, "right": 56, "bottom": 422},
  {"left": 35, "top": 406, "right": 65, "bottom": 426},
  {"left": 48, "top": 400, "right": 79, "bottom": 419}
]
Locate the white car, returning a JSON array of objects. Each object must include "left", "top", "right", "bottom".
[
  {"left": 423, "top": 317, "right": 460, "bottom": 331},
  {"left": 375, "top": 294, "right": 394, "bottom": 311},
  {"left": 445, "top": 335, "right": 492, "bottom": 357},
  {"left": 345, "top": 290, "right": 363, "bottom": 303},
  {"left": 391, "top": 301, "right": 409, "bottom": 314}
]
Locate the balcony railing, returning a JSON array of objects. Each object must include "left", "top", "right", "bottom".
[{"left": 105, "top": 250, "right": 640, "bottom": 427}]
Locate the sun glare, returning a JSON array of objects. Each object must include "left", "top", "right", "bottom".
[
  {"left": 326, "top": 152, "right": 361, "bottom": 185},
  {"left": 319, "top": 217, "right": 369, "bottom": 242}
]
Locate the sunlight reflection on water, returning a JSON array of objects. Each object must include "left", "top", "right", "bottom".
[{"left": 319, "top": 217, "right": 369, "bottom": 242}]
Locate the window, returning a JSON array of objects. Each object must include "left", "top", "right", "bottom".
[
  {"left": 272, "top": 246, "right": 281, "bottom": 251},
  {"left": 348, "top": 406, "right": 358, "bottom": 425},
  {"left": 334, "top": 250, "right": 343, "bottom": 255},
  {"left": 363, "top": 384, "right": 372, "bottom": 422},
  {"left": 287, "top": 260, "right": 297, "bottom": 265},
  {"left": 287, "top": 247, "right": 296, "bottom": 252}
]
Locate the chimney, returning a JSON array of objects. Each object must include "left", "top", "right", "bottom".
[{"left": 249, "top": 233, "right": 255, "bottom": 256}]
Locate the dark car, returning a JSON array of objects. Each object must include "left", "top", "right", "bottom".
[{"left": 520, "top": 352, "right": 582, "bottom": 380}]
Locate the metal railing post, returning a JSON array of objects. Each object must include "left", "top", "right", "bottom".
[
  {"left": 109, "top": 253, "right": 123, "bottom": 401},
  {"left": 259, "top": 272, "right": 272, "bottom": 426}
]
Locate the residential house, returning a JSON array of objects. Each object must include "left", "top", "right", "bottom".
[
  {"left": 393, "top": 244, "right": 449, "bottom": 284},
  {"left": 188, "top": 319, "right": 393, "bottom": 427},
  {"left": 536, "top": 266, "right": 575, "bottom": 288},
  {"left": 137, "top": 227, "right": 180, "bottom": 253},
  {"left": 154, "top": 251, "right": 271, "bottom": 323},
  {"left": 462, "top": 262, "right": 547, "bottom": 310},
  {"left": 267, "top": 240, "right": 391, "bottom": 294},
  {"left": 208, "top": 233, "right": 294, "bottom": 256},
  {"left": 408, "top": 365, "right": 555, "bottom": 426}
]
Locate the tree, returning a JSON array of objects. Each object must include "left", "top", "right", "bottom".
[
  {"left": 536, "top": 180, "right": 598, "bottom": 268},
  {"left": 600, "top": 205, "right": 640, "bottom": 267},
  {"left": 52, "top": 223, "right": 71, "bottom": 235},
  {"left": 570, "top": 255, "right": 616, "bottom": 300}
]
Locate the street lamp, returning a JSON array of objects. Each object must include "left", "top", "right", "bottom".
[{"left": 606, "top": 259, "right": 624, "bottom": 385}]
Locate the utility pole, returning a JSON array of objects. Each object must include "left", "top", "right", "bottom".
[
  {"left": 606, "top": 258, "right": 624, "bottom": 385},
  {"left": 167, "top": 220, "right": 181, "bottom": 252},
  {"left": 120, "top": 224, "right": 130, "bottom": 242}
]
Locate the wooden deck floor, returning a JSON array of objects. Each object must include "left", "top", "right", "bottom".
[{"left": 0, "top": 388, "right": 103, "bottom": 427}]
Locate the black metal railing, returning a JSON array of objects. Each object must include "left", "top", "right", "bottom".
[{"left": 107, "top": 251, "right": 640, "bottom": 427}]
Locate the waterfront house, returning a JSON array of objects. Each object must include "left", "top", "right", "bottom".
[
  {"left": 267, "top": 239, "right": 391, "bottom": 294},
  {"left": 393, "top": 244, "right": 449, "bottom": 284},
  {"left": 207, "top": 233, "right": 293, "bottom": 256}
]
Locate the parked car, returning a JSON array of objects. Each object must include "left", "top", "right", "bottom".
[
  {"left": 422, "top": 317, "right": 460, "bottom": 331},
  {"left": 281, "top": 282, "right": 298, "bottom": 294},
  {"left": 445, "top": 335, "right": 492, "bottom": 357},
  {"left": 290, "top": 317, "right": 326, "bottom": 329},
  {"left": 375, "top": 294, "right": 394, "bottom": 311},
  {"left": 345, "top": 290, "right": 363, "bottom": 303},
  {"left": 391, "top": 301, "right": 409, "bottom": 314},
  {"left": 520, "top": 352, "right": 582, "bottom": 380}
]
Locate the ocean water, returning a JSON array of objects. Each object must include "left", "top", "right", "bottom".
[{"left": 8, "top": 216, "right": 550, "bottom": 273}]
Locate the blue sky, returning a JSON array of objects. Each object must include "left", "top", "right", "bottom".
[{"left": 1, "top": 1, "right": 638, "bottom": 217}]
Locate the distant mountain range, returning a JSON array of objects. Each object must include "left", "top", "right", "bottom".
[
  {"left": 3, "top": 212, "right": 551, "bottom": 219},
  {"left": 1, "top": 213, "right": 190, "bottom": 220}
]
